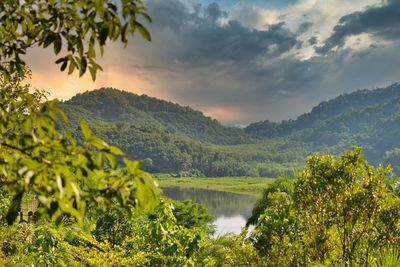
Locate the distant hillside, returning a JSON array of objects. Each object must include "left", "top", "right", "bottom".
[
  {"left": 63, "top": 88, "right": 247, "bottom": 145},
  {"left": 60, "top": 85, "right": 400, "bottom": 176},
  {"left": 245, "top": 83, "right": 400, "bottom": 170},
  {"left": 245, "top": 83, "right": 400, "bottom": 138}
]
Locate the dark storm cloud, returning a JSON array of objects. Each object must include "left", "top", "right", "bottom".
[
  {"left": 204, "top": 2, "right": 228, "bottom": 22},
  {"left": 144, "top": 0, "right": 191, "bottom": 30},
  {"left": 178, "top": 21, "right": 299, "bottom": 65},
  {"left": 145, "top": 0, "right": 299, "bottom": 67},
  {"left": 317, "top": 0, "right": 400, "bottom": 54},
  {"left": 124, "top": 0, "right": 400, "bottom": 123},
  {"left": 297, "top": 21, "right": 312, "bottom": 34},
  {"left": 308, "top": 36, "right": 318, "bottom": 45},
  {"left": 205, "top": 44, "right": 400, "bottom": 122}
]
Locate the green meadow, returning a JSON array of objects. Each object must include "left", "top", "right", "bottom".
[{"left": 156, "top": 177, "right": 275, "bottom": 196}]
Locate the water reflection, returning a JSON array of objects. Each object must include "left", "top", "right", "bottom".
[
  {"left": 213, "top": 215, "right": 248, "bottom": 236},
  {"left": 162, "top": 187, "right": 257, "bottom": 235}
]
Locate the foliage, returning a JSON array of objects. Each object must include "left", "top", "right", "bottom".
[
  {"left": 92, "top": 198, "right": 213, "bottom": 245},
  {"left": 61, "top": 85, "right": 400, "bottom": 177},
  {"left": 92, "top": 206, "right": 135, "bottom": 246},
  {"left": 91, "top": 199, "right": 206, "bottom": 266},
  {"left": 171, "top": 199, "right": 214, "bottom": 231},
  {"left": 128, "top": 200, "right": 205, "bottom": 266},
  {"left": 0, "top": 0, "right": 151, "bottom": 81},
  {"left": 0, "top": 223, "right": 33, "bottom": 265},
  {"left": 199, "top": 231, "right": 266, "bottom": 267},
  {"left": 0, "top": 77, "right": 159, "bottom": 225},
  {"left": 373, "top": 245, "right": 400, "bottom": 267},
  {"left": 1, "top": 199, "right": 214, "bottom": 266},
  {"left": 252, "top": 148, "right": 400, "bottom": 266},
  {"left": 251, "top": 192, "right": 304, "bottom": 266},
  {"left": 294, "top": 147, "right": 393, "bottom": 265},
  {"left": 0, "top": 187, "right": 10, "bottom": 224},
  {"left": 2, "top": 0, "right": 400, "bottom": 265},
  {"left": 386, "top": 176, "right": 400, "bottom": 196},
  {"left": 63, "top": 88, "right": 247, "bottom": 145},
  {"left": 247, "top": 175, "right": 293, "bottom": 225},
  {"left": 61, "top": 88, "right": 311, "bottom": 177}
]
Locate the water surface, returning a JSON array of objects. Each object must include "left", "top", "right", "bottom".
[{"left": 162, "top": 187, "right": 257, "bottom": 236}]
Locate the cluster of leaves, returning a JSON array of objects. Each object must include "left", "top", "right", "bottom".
[
  {"left": 251, "top": 148, "right": 400, "bottom": 266},
  {"left": 171, "top": 199, "right": 214, "bottom": 231},
  {"left": 0, "top": 197, "right": 264, "bottom": 266},
  {"left": 0, "top": 0, "right": 151, "bottom": 81},
  {"left": 246, "top": 175, "right": 293, "bottom": 226},
  {"left": 0, "top": 75, "right": 159, "bottom": 225},
  {"left": 199, "top": 231, "right": 266, "bottom": 267}
]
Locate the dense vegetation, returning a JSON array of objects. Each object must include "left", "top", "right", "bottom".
[
  {"left": 60, "top": 88, "right": 311, "bottom": 177},
  {"left": 60, "top": 84, "right": 400, "bottom": 177},
  {"left": 249, "top": 148, "right": 400, "bottom": 266},
  {"left": 2, "top": 0, "right": 400, "bottom": 266},
  {"left": 3, "top": 146, "right": 400, "bottom": 266}
]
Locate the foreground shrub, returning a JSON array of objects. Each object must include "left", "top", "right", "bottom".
[{"left": 252, "top": 148, "right": 400, "bottom": 266}]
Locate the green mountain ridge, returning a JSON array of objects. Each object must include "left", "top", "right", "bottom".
[
  {"left": 64, "top": 88, "right": 247, "bottom": 145},
  {"left": 60, "top": 84, "right": 400, "bottom": 176},
  {"left": 245, "top": 83, "right": 400, "bottom": 138}
]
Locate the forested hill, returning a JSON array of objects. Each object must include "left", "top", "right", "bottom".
[
  {"left": 245, "top": 83, "right": 400, "bottom": 138},
  {"left": 60, "top": 84, "right": 400, "bottom": 176},
  {"left": 62, "top": 88, "right": 247, "bottom": 145}
]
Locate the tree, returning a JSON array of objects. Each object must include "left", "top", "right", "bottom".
[
  {"left": 0, "top": 0, "right": 158, "bottom": 225},
  {"left": 0, "top": 0, "right": 151, "bottom": 81},
  {"left": 252, "top": 148, "right": 400, "bottom": 266},
  {"left": 294, "top": 148, "right": 393, "bottom": 265},
  {"left": 247, "top": 176, "right": 293, "bottom": 226},
  {"left": 251, "top": 191, "right": 305, "bottom": 266}
]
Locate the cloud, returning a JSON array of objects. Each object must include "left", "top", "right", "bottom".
[
  {"left": 297, "top": 21, "right": 313, "bottom": 34},
  {"left": 308, "top": 36, "right": 318, "bottom": 45},
  {"left": 317, "top": 0, "right": 400, "bottom": 54},
  {"left": 26, "top": 0, "right": 400, "bottom": 124},
  {"left": 145, "top": 0, "right": 300, "bottom": 67}
]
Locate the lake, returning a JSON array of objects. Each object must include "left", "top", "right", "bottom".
[{"left": 162, "top": 187, "right": 258, "bottom": 236}]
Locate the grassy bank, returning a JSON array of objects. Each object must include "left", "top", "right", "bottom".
[{"left": 155, "top": 177, "right": 275, "bottom": 196}]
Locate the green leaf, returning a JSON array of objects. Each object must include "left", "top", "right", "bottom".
[
  {"left": 6, "top": 191, "right": 24, "bottom": 225},
  {"left": 109, "top": 145, "right": 124, "bottom": 156},
  {"left": 87, "top": 43, "right": 96, "bottom": 58},
  {"left": 141, "top": 13, "right": 152, "bottom": 23},
  {"left": 79, "top": 57, "right": 87, "bottom": 77},
  {"left": 43, "top": 33, "right": 54, "bottom": 48},
  {"left": 80, "top": 120, "right": 92, "bottom": 139},
  {"left": 89, "top": 66, "right": 97, "bottom": 81},
  {"left": 60, "top": 60, "right": 68, "bottom": 71},
  {"left": 121, "top": 23, "right": 128, "bottom": 43},
  {"left": 68, "top": 59, "right": 76, "bottom": 75},
  {"left": 99, "top": 26, "right": 109, "bottom": 45},
  {"left": 88, "top": 136, "right": 108, "bottom": 150},
  {"left": 55, "top": 56, "right": 66, "bottom": 64},
  {"left": 53, "top": 34, "right": 62, "bottom": 54},
  {"left": 135, "top": 22, "right": 151, "bottom": 41},
  {"left": 105, "top": 153, "right": 117, "bottom": 169},
  {"left": 99, "top": 45, "right": 105, "bottom": 56}
]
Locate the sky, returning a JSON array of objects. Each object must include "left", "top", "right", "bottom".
[{"left": 26, "top": 0, "right": 400, "bottom": 125}]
